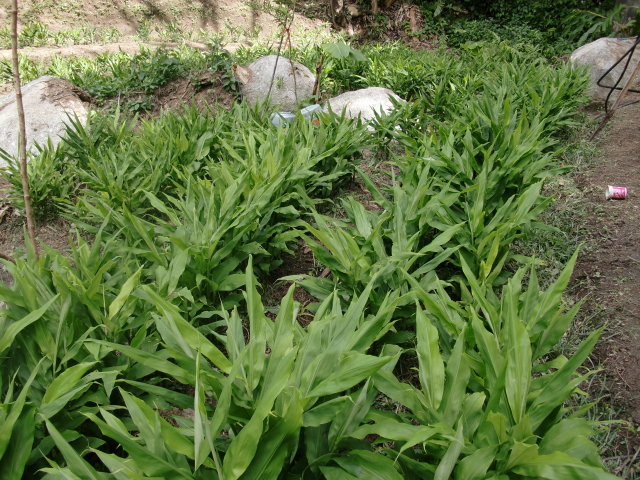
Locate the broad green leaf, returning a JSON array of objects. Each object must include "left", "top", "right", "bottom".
[
  {"left": 334, "top": 450, "right": 404, "bottom": 479},
  {"left": 328, "top": 380, "right": 376, "bottom": 450},
  {"left": 0, "top": 404, "right": 36, "bottom": 480},
  {"left": 440, "top": 326, "right": 469, "bottom": 426},
  {"left": 510, "top": 451, "right": 620, "bottom": 479},
  {"left": 373, "top": 369, "right": 429, "bottom": 423},
  {"left": 42, "top": 362, "right": 96, "bottom": 406},
  {"left": 529, "top": 329, "right": 601, "bottom": 430},
  {"left": 107, "top": 267, "right": 142, "bottom": 322},
  {"left": 322, "top": 42, "right": 367, "bottom": 62},
  {"left": 504, "top": 295, "right": 531, "bottom": 424},
  {"left": 539, "top": 418, "right": 601, "bottom": 466},
  {"left": 320, "top": 466, "right": 358, "bottom": 480},
  {"left": 143, "top": 286, "right": 232, "bottom": 373},
  {"left": 303, "top": 397, "right": 348, "bottom": 428},
  {"left": 454, "top": 446, "right": 496, "bottom": 480},
  {"left": 415, "top": 302, "right": 445, "bottom": 411},
  {"left": 117, "top": 389, "right": 199, "bottom": 462},
  {"left": 245, "top": 256, "right": 267, "bottom": 395},
  {"left": 194, "top": 352, "right": 209, "bottom": 470},
  {"left": 435, "top": 422, "right": 464, "bottom": 480},
  {"left": 91, "top": 341, "right": 194, "bottom": 384},
  {"left": 45, "top": 421, "right": 103, "bottom": 480},
  {"left": 307, "top": 353, "right": 394, "bottom": 398},
  {"left": 92, "top": 449, "right": 148, "bottom": 480},
  {"left": 222, "top": 347, "right": 296, "bottom": 480},
  {"left": 0, "top": 360, "right": 42, "bottom": 459},
  {"left": 0, "top": 295, "right": 59, "bottom": 354},
  {"left": 85, "top": 413, "right": 193, "bottom": 480},
  {"left": 240, "top": 388, "right": 303, "bottom": 479}
]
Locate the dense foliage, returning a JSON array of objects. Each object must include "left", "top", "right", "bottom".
[
  {"left": 411, "top": 0, "right": 624, "bottom": 56},
  {"left": 0, "top": 42, "right": 623, "bottom": 479}
]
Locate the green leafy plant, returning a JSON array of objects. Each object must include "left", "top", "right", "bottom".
[
  {"left": 0, "top": 138, "right": 75, "bottom": 217},
  {"left": 205, "top": 40, "right": 240, "bottom": 96},
  {"left": 563, "top": 3, "right": 637, "bottom": 46},
  {"left": 287, "top": 167, "right": 462, "bottom": 312},
  {"left": 312, "top": 42, "right": 367, "bottom": 101},
  {"left": 347, "top": 254, "right": 619, "bottom": 480},
  {"left": 52, "top": 258, "right": 404, "bottom": 479},
  {"left": 0, "top": 229, "right": 149, "bottom": 477},
  {"left": 127, "top": 95, "right": 154, "bottom": 112},
  {"left": 18, "top": 21, "right": 50, "bottom": 47}
]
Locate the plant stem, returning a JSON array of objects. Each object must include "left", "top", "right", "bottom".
[
  {"left": 312, "top": 53, "right": 325, "bottom": 102},
  {"left": 0, "top": 252, "right": 16, "bottom": 264},
  {"left": 10, "top": 0, "right": 39, "bottom": 260}
]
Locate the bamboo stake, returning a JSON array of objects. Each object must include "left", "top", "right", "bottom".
[{"left": 10, "top": 0, "right": 39, "bottom": 260}]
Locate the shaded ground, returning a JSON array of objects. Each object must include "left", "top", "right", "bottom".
[
  {"left": 0, "top": 177, "right": 72, "bottom": 285},
  {"left": 263, "top": 243, "right": 320, "bottom": 327},
  {"left": 571, "top": 100, "right": 640, "bottom": 455}
]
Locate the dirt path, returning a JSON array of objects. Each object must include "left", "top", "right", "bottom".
[
  {"left": 572, "top": 100, "right": 640, "bottom": 431},
  {"left": 0, "top": 41, "right": 211, "bottom": 63}
]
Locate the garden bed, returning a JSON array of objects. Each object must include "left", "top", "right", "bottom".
[{"left": 1, "top": 39, "right": 638, "bottom": 479}]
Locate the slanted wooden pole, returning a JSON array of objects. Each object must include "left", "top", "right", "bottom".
[
  {"left": 10, "top": 0, "right": 39, "bottom": 260},
  {"left": 591, "top": 58, "right": 640, "bottom": 140}
]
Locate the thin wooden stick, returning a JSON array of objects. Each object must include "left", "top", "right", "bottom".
[{"left": 10, "top": 0, "right": 38, "bottom": 260}]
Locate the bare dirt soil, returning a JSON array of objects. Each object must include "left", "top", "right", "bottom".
[
  {"left": 122, "top": 70, "right": 237, "bottom": 114},
  {"left": 571, "top": 100, "right": 640, "bottom": 445},
  {"left": 0, "top": 0, "right": 329, "bottom": 40}
]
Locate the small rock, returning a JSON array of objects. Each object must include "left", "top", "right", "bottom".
[
  {"left": 323, "top": 87, "right": 405, "bottom": 123},
  {"left": 239, "top": 55, "right": 315, "bottom": 111}
]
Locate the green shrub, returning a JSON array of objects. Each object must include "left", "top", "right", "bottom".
[{"left": 0, "top": 139, "right": 75, "bottom": 217}]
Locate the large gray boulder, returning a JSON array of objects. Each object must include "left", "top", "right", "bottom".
[
  {"left": 0, "top": 76, "right": 90, "bottom": 167},
  {"left": 239, "top": 55, "right": 315, "bottom": 110},
  {"left": 324, "top": 87, "right": 405, "bottom": 122},
  {"left": 570, "top": 37, "right": 640, "bottom": 101}
]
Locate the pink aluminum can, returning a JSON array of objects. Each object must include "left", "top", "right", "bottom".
[{"left": 605, "top": 185, "right": 628, "bottom": 200}]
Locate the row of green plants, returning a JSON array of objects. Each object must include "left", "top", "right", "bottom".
[
  {"left": 0, "top": 44, "right": 625, "bottom": 478},
  {"left": 0, "top": 43, "right": 236, "bottom": 104},
  {"left": 0, "top": 39, "right": 587, "bottom": 118},
  {"left": 0, "top": 22, "right": 122, "bottom": 49},
  {"left": 0, "top": 20, "right": 238, "bottom": 49}
]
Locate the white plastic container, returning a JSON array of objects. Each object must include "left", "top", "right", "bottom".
[
  {"left": 301, "top": 104, "right": 322, "bottom": 120},
  {"left": 605, "top": 185, "right": 628, "bottom": 200},
  {"left": 270, "top": 112, "right": 295, "bottom": 127}
]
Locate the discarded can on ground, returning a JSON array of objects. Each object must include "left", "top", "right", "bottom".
[
  {"left": 301, "top": 104, "right": 322, "bottom": 120},
  {"left": 270, "top": 111, "right": 295, "bottom": 127},
  {"left": 605, "top": 185, "right": 628, "bottom": 200}
]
